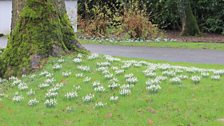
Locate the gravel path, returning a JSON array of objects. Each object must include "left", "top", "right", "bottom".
[{"left": 1, "top": 37, "right": 224, "bottom": 64}]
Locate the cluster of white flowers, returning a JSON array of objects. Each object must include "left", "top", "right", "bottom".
[
  {"left": 75, "top": 73, "right": 84, "bottom": 78},
  {"left": 53, "top": 64, "right": 62, "bottom": 70},
  {"left": 18, "top": 82, "right": 28, "bottom": 91},
  {"left": 92, "top": 81, "right": 105, "bottom": 92},
  {"left": 146, "top": 84, "right": 161, "bottom": 93},
  {"left": 115, "top": 69, "right": 125, "bottom": 75},
  {"left": 27, "top": 89, "right": 35, "bottom": 96},
  {"left": 95, "top": 101, "right": 106, "bottom": 108},
  {"left": 170, "top": 77, "right": 182, "bottom": 84},
  {"left": 191, "top": 76, "right": 201, "bottom": 84},
  {"left": 109, "top": 96, "right": 119, "bottom": 102},
  {"left": 108, "top": 82, "right": 120, "bottom": 89},
  {"left": 28, "top": 98, "right": 39, "bottom": 106},
  {"left": 120, "top": 89, "right": 131, "bottom": 96},
  {"left": 211, "top": 75, "right": 220, "bottom": 80},
  {"left": 201, "top": 72, "right": 210, "bottom": 77},
  {"left": 77, "top": 65, "right": 90, "bottom": 72},
  {"left": 12, "top": 92, "right": 24, "bottom": 102},
  {"left": 62, "top": 71, "right": 72, "bottom": 77},
  {"left": 97, "top": 62, "right": 111, "bottom": 67},
  {"left": 83, "top": 77, "right": 91, "bottom": 82},
  {"left": 73, "top": 58, "right": 82, "bottom": 63},
  {"left": 87, "top": 53, "right": 99, "bottom": 60},
  {"left": 39, "top": 83, "right": 50, "bottom": 89},
  {"left": 39, "top": 71, "right": 53, "bottom": 78},
  {"left": 162, "top": 71, "right": 176, "bottom": 77},
  {"left": 45, "top": 92, "right": 58, "bottom": 99},
  {"left": 44, "top": 99, "right": 57, "bottom": 108},
  {"left": 82, "top": 94, "right": 94, "bottom": 102},
  {"left": 57, "top": 58, "right": 64, "bottom": 63},
  {"left": 65, "top": 91, "right": 78, "bottom": 100}
]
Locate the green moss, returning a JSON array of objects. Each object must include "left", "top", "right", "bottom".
[{"left": 0, "top": 0, "right": 85, "bottom": 78}]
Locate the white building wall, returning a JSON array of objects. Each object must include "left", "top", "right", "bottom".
[{"left": 0, "top": 0, "right": 78, "bottom": 35}]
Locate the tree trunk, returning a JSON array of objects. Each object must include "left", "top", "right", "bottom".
[
  {"left": 180, "top": 0, "right": 200, "bottom": 36},
  {"left": 0, "top": 0, "right": 85, "bottom": 77}
]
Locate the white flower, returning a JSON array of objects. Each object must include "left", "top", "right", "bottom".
[
  {"left": 146, "top": 85, "right": 161, "bottom": 93},
  {"left": 83, "top": 77, "right": 91, "bottom": 82},
  {"left": 39, "top": 83, "right": 50, "bottom": 89},
  {"left": 92, "top": 81, "right": 101, "bottom": 87},
  {"left": 18, "top": 82, "right": 28, "bottom": 91},
  {"left": 75, "top": 73, "right": 84, "bottom": 78},
  {"left": 87, "top": 53, "right": 99, "bottom": 60},
  {"left": 108, "top": 82, "right": 120, "bottom": 89},
  {"left": 12, "top": 93, "right": 24, "bottom": 102},
  {"left": 57, "top": 58, "right": 64, "bottom": 63},
  {"left": 191, "top": 76, "right": 201, "bottom": 84},
  {"left": 27, "top": 89, "right": 35, "bottom": 96},
  {"left": 45, "top": 92, "right": 58, "bottom": 98},
  {"left": 97, "top": 62, "right": 111, "bottom": 67},
  {"left": 95, "top": 101, "right": 106, "bottom": 108},
  {"left": 53, "top": 64, "right": 62, "bottom": 70},
  {"left": 44, "top": 99, "right": 57, "bottom": 107},
  {"left": 62, "top": 71, "right": 72, "bottom": 77},
  {"left": 170, "top": 77, "right": 182, "bottom": 84},
  {"left": 109, "top": 96, "right": 119, "bottom": 102},
  {"left": 82, "top": 94, "right": 94, "bottom": 102},
  {"left": 201, "top": 72, "right": 210, "bottom": 77},
  {"left": 73, "top": 58, "right": 82, "bottom": 63},
  {"left": 94, "top": 86, "right": 105, "bottom": 92},
  {"left": 77, "top": 65, "right": 90, "bottom": 72},
  {"left": 104, "top": 73, "right": 113, "bottom": 79},
  {"left": 65, "top": 91, "right": 78, "bottom": 100},
  {"left": 28, "top": 98, "right": 39, "bottom": 106},
  {"left": 77, "top": 53, "right": 83, "bottom": 58},
  {"left": 120, "top": 89, "right": 131, "bottom": 96},
  {"left": 126, "top": 77, "right": 138, "bottom": 84},
  {"left": 211, "top": 75, "right": 221, "bottom": 80},
  {"left": 45, "top": 78, "right": 55, "bottom": 84},
  {"left": 115, "top": 69, "right": 125, "bottom": 75}
]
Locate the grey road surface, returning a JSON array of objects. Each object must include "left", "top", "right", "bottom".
[
  {"left": 83, "top": 44, "right": 224, "bottom": 64},
  {"left": 1, "top": 37, "right": 224, "bottom": 64}
]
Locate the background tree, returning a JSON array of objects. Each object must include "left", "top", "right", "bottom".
[
  {"left": 179, "top": 0, "right": 200, "bottom": 36},
  {"left": 0, "top": 0, "right": 85, "bottom": 77}
]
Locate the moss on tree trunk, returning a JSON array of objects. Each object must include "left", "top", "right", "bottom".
[
  {"left": 0, "top": 0, "right": 85, "bottom": 78},
  {"left": 180, "top": 0, "right": 200, "bottom": 36}
]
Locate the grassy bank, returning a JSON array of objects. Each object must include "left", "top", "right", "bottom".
[{"left": 0, "top": 53, "right": 224, "bottom": 126}]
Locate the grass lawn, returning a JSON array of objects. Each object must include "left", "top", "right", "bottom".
[
  {"left": 80, "top": 39, "right": 224, "bottom": 51},
  {"left": 0, "top": 53, "right": 224, "bottom": 126}
]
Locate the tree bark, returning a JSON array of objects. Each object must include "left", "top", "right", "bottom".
[
  {"left": 0, "top": 0, "right": 85, "bottom": 77},
  {"left": 180, "top": 0, "right": 200, "bottom": 36}
]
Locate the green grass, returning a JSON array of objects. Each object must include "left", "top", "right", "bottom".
[
  {"left": 0, "top": 53, "right": 224, "bottom": 126},
  {"left": 80, "top": 39, "right": 224, "bottom": 50}
]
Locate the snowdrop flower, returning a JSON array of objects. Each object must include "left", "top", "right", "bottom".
[
  {"left": 146, "top": 79, "right": 161, "bottom": 86},
  {"left": 18, "top": 82, "right": 28, "bottom": 91},
  {"left": 53, "top": 64, "right": 62, "bottom": 70},
  {"left": 125, "top": 74, "right": 135, "bottom": 79},
  {"left": 65, "top": 91, "right": 78, "bottom": 100},
  {"left": 97, "top": 62, "right": 111, "bottom": 67},
  {"left": 83, "top": 77, "right": 91, "bottom": 82},
  {"left": 75, "top": 73, "right": 84, "bottom": 78},
  {"left": 214, "top": 70, "right": 224, "bottom": 76},
  {"left": 44, "top": 99, "right": 57, "bottom": 108},
  {"left": 87, "top": 53, "right": 99, "bottom": 60},
  {"left": 77, "top": 65, "right": 90, "bottom": 72},
  {"left": 39, "top": 83, "right": 50, "bottom": 89},
  {"left": 170, "top": 77, "right": 182, "bottom": 84},
  {"left": 178, "top": 75, "right": 188, "bottom": 80},
  {"left": 27, "top": 89, "right": 35, "bottom": 96},
  {"left": 146, "top": 85, "right": 161, "bottom": 93},
  {"left": 211, "top": 75, "right": 221, "bottom": 80},
  {"left": 28, "top": 98, "right": 39, "bottom": 106},
  {"left": 109, "top": 96, "right": 119, "bottom": 102},
  {"left": 48, "top": 87, "right": 60, "bottom": 92},
  {"left": 120, "top": 89, "right": 131, "bottom": 96},
  {"left": 45, "top": 78, "right": 55, "bottom": 84},
  {"left": 9, "top": 76, "right": 17, "bottom": 81},
  {"left": 95, "top": 102, "right": 106, "bottom": 108},
  {"left": 45, "top": 92, "right": 58, "bottom": 99},
  {"left": 94, "top": 86, "right": 105, "bottom": 92},
  {"left": 126, "top": 77, "right": 138, "bottom": 84},
  {"left": 162, "top": 71, "right": 176, "bottom": 77},
  {"left": 62, "top": 71, "right": 72, "bottom": 77},
  {"left": 73, "top": 58, "right": 82, "bottom": 63},
  {"left": 11, "top": 79, "right": 22, "bottom": 86},
  {"left": 92, "top": 81, "right": 101, "bottom": 87},
  {"left": 201, "top": 72, "right": 210, "bottom": 77},
  {"left": 12, "top": 93, "right": 24, "bottom": 102},
  {"left": 57, "top": 58, "right": 64, "bottom": 63},
  {"left": 108, "top": 82, "right": 120, "bottom": 89},
  {"left": 191, "top": 76, "right": 201, "bottom": 84},
  {"left": 39, "top": 71, "right": 50, "bottom": 76},
  {"left": 104, "top": 73, "right": 113, "bottom": 79},
  {"left": 82, "top": 94, "right": 94, "bottom": 102},
  {"left": 115, "top": 69, "right": 125, "bottom": 75}
]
